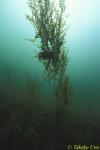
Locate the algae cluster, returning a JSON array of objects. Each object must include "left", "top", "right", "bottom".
[{"left": 26, "top": 0, "right": 68, "bottom": 73}]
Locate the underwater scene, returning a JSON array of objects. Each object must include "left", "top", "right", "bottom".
[{"left": 0, "top": 0, "right": 100, "bottom": 149}]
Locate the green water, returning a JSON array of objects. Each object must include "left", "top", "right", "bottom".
[
  {"left": 0, "top": 0, "right": 100, "bottom": 148},
  {"left": 0, "top": 0, "right": 100, "bottom": 113}
]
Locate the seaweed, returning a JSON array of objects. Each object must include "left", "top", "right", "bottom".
[
  {"left": 26, "top": 2, "right": 72, "bottom": 148},
  {"left": 27, "top": 0, "right": 68, "bottom": 62}
]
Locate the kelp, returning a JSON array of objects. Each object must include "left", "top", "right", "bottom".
[
  {"left": 27, "top": 0, "right": 67, "bottom": 62},
  {"left": 42, "top": 49, "right": 69, "bottom": 83},
  {"left": 27, "top": 0, "right": 71, "bottom": 134},
  {"left": 55, "top": 76, "right": 72, "bottom": 121}
]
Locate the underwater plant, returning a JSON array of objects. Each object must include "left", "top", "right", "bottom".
[
  {"left": 55, "top": 76, "right": 71, "bottom": 111},
  {"left": 42, "top": 48, "right": 69, "bottom": 83},
  {"left": 26, "top": 0, "right": 70, "bottom": 131},
  {"left": 27, "top": 0, "right": 68, "bottom": 70},
  {"left": 26, "top": 1, "right": 74, "bottom": 149}
]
